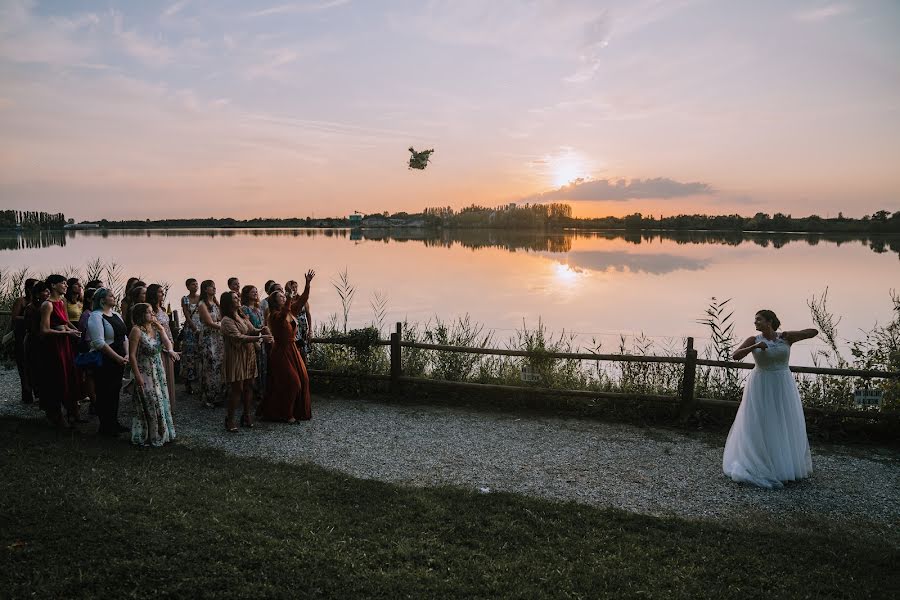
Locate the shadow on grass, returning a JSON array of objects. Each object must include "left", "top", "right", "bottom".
[{"left": 0, "top": 417, "right": 896, "bottom": 599}]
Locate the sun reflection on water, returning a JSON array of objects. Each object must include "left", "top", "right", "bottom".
[{"left": 552, "top": 261, "right": 585, "bottom": 287}]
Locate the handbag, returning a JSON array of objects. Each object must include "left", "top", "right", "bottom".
[
  {"left": 75, "top": 350, "right": 104, "bottom": 369},
  {"left": 176, "top": 302, "right": 198, "bottom": 343}
]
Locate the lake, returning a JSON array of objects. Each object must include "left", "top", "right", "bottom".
[{"left": 2, "top": 228, "right": 898, "bottom": 366}]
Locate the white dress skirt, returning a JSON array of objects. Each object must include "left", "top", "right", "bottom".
[{"left": 723, "top": 333, "right": 812, "bottom": 488}]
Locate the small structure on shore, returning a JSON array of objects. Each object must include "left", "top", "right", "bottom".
[{"left": 63, "top": 222, "right": 100, "bottom": 230}]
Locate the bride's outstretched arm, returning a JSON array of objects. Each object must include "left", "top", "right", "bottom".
[
  {"left": 781, "top": 328, "right": 819, "bottom": 345},
  {"left": 732, "top": 335, "right": 765, "bottom": 361}
]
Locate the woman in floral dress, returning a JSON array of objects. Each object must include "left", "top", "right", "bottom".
[
  {"left": 197, "top": 280, "right": 226, "bottom": 407},
  {"left": 241, "top": 285, "right": 268, "bottom": 400},
  {"left": 128, "top": 303, "right": 177, "bottom": 447},
  {"left": 180, "top": 278, "right": 201, "bottom": 394},
  {"left": 147, "top": 284, "right": 177, "bottom": 415}
]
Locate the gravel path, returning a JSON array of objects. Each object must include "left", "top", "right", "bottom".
[{"left": 2, "top": 367, "right": 897, "bottom": 545}]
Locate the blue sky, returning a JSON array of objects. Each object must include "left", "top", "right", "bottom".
[{"left": 1, "top": 0, "right": 898, "bottom": 219}]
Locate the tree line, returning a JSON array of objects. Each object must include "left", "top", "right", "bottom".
[
  {"left": 17, "top": 204, "right": 900, "bottom": 234},
  {"left": 0, "top": 210, "right": 67, "bottom": 230}
]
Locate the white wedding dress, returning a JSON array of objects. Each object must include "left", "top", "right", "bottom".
[{"left": 723, "top": 333, "right": 812, "bottom": 488}]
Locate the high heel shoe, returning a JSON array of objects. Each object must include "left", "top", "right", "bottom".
[
  {"left": 240, "top": 414, "right": 255, "bottom": 428},
  {"left": 225, "top": 417, "right": 238, "bottom": 433}
]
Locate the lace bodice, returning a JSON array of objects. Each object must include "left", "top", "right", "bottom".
[{"left": 752, "top": 334, "right": 791, "bottom": 371}]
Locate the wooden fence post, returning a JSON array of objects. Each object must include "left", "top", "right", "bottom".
[
  {"left": 390, "top": 321, "right": 402, "bottom": 393},
  {"left": 679, "top": 337, "right": 698, "bottom": 420}
]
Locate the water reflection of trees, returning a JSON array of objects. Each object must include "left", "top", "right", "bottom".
[
  {"left": 72, "top": 228, "right": 350, "bottom": 240},
  {"left": 5, "top": 228, "right": 898, "bottom": 258},
  {"left": 0, "top": 230, "right": 67, "bottom": 251}
]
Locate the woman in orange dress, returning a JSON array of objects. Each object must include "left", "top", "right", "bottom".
[{"left": 260, "top": 270, "right": 315, "bottom": 423}]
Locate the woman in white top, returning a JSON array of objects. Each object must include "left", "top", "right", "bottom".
[{"left": 87, "top": 288, "right": 130, "bottom": 436}]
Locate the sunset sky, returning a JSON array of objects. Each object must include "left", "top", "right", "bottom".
[{"left": 1, "top": 0, "right": 898, "bottom": 221}]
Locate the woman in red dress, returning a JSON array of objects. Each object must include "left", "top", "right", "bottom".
[
  {"left": 260, "top": 270, "right": 315, "bottom": 423},
  {"left": 40, "top": 275, "right": 83, "bottom": 426}
]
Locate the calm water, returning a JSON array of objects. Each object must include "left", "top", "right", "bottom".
[{"left": 2, "top": 228, "right": 898, "bottom": 365}]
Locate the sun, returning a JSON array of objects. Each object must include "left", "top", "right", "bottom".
[
  {"left": 545, "top": 149, "right": 591, "bottom": 188},
  {"left": 553, "top": 163, "right": 584, "bottom": 188}
]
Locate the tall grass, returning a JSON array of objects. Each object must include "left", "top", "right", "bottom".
[
  {"left": 310, "top": 277, "right": 900, "bottom": 410},
  {"left": 0, "top": 260, "right": 129, "bottom": 333}
]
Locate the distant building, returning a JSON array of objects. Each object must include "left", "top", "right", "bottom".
[
  {"left": 63, "top": 222, "right": 100, "bottom": 230},
  {"left": 348, "top": 213, "right": 362, "bottom": 226}
]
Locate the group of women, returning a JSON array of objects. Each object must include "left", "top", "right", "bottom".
[
  {"left": 7, "top": 268, "right": 316, "bottom": 444},
  {"left": 177, "top": 271, "right": 315, "bottom": 430},
  {"left": 9, "top": 271, "right": 824, "bottom": 490}
]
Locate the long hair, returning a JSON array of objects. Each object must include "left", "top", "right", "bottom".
[
  {"left": 266, "top": 290, "right": 286, "bottom": 328},
  {"left": 220, "top": 291, "right": 239, "bottom": 320},
  {"left": 125, "top": 277, "right": 140, "bottom": 294},
  {"left": 146, "top": 284, "right": 164, "bottom": 312},
  {"left": 240, "top": 285, "right": 258, "bottom": 308},
  {"left": 64, "top": 278, "right": 81, "bottom": 303},
  {"left": 200, "top": 280, "right": 217, "bottom": 308},
  {"left": 131, "top": 302, "right": 153, "bottom": 328},
  {"left": 82, "top": 288, "right": 96, "bottom": 313},
  {"left": 23, "top": 278, "right": 37, "bottom": 302},
  {"left": 264, "top": 280, "right": 276, "bottom": 294}
]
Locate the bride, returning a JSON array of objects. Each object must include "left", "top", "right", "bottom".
[{"left": 723, "top": 310, "right": 818, "bottom": 488}]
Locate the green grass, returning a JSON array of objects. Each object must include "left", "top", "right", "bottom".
[{"left": 1, "top": 417, "right": 897, "bottom": 600}]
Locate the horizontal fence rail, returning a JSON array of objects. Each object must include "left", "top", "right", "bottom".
[{"left": 309, "top": 323, "right": 899, "bottom": 422}]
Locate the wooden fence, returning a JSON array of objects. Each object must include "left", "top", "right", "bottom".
[
  {"left": 4, "top": 310, "right": 897, "bottom": 420},
  {"left": 310, "top": 323, "right": 900, "bottom": 422}
]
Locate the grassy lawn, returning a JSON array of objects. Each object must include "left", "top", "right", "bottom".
[{"left": 1, "top": 417, "right": 896, "bottom": 599}]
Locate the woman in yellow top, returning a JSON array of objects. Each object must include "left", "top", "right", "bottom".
[{"left": 64, "top": 278, "right": 83, "bottom": 322}]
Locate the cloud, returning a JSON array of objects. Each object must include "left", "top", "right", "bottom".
[
  {"left": 795, "top": 3, "right": 852, "bottom": 22},
  {"left": 117, "top": 29, "right": 174, "bottom": 66},
  {"left": 390, "top": 1, "right": 699, "bottom": 83},
  {"left": 520, "top": 177, "right": 715, "bottom": 203},
  {"left": 564, "top": 14, "right": 610, "bottom": 83},
  {"left": 162, "top": 1, "right": 190, "bottom": 18},
  {"left": 243, "top": 48, "right": 299, "bottom": 80},
  {"left": 246, "top": 0, "right": 351, "bottom": 17},
  {"left": 111, "top": 12, "right": 174, "bottom": 66},
  {"left": 0, "top": 1, "right": 97, "bottom": 65}
]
